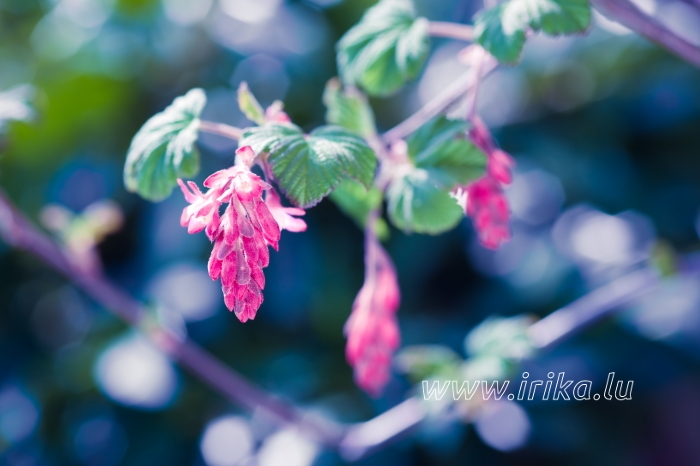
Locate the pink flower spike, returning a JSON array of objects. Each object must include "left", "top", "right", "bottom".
[
  {"left": 265, "top": 189, "right": 307, "bottom": 233},
  {"left": 177, "top": 163, "right": 280, "bottom": 323},
  {"left": 344, "top": 234, "right": 401, "bottom": 396}
]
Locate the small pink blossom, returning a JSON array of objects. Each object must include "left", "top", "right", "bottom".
[
  {"left": 265, "top": 189, "right": 307, "bottom": 233},
  {"left": 265, "top": 101, "right": 291, "bottom": 124},
  {"left": 344, "top": 235, "right": 400, "bottom": 395},
  {"left": 459, "top": 117, "right": 515, "bottom": 249},
  {"left": 179, "top": 146, "right": 283, "bottom": 322}
]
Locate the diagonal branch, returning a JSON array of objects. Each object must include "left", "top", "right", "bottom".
[
  {"left": 591, "top": 0, "right": 700, "bottom": 68},
  {"left": 4, "top": 183, "right": 700, "bottom": 460},
  {"left": 382, "top": 58, "right": 497, "bottom": 144},
  {"left": 0, "top": 188, "right": 344, "bottom": 448}
]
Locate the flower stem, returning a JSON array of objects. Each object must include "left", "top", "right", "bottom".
[
  {"left": 199, "top": 120, "right": 243, "bottom": 140},
  {"left": 427, "top": 21, "right": 475, "bottom": 42},
  {"left": 382, "top": 58, "right": 497, "bottom": 144}
]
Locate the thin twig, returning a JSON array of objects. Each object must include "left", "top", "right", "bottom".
[
  {"left": 528, "top": 267, "right": 659, "bottom": 349},
  {"left": 427, "top": 22, "right": 475, "bottom": 42},
  {"left": 382, "top": 59, "right": 497, "bottom": 144},
  {"left": 591, "top": 0, "right": 700, "bottom": 68},
  {"left": 199, "top": 120, "right": 243, "bottom": 140}
]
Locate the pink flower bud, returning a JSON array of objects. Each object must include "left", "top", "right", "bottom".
[
  {"left": 265, "top": 101, "right": 291, "bottom": 124},
  {"left": 344, "top": 237, "right": 401, "bottom": 395}
]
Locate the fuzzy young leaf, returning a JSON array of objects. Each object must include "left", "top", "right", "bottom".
[
  {"left": 387, "top": 168, "right": 464, "bottom": 234},
  {"left": 395, "top": 345, "right": 462, "bottom": 382},
  {"left": 466, "top": 316, "right": 536, "bottom": 361},
  {"left": 323, "top": 78, "right": 377, "bottom": 139},
  {"left": 475, "top": 0, "right": 591, "bottom": 64},
  {"left": 329, "top": 180, "right": 389, "bottom": 240},
  {"left": 124, "top": 88, "right": 205, "bottom": 201},
  {"left": 407, "top": 117, "right": 486, "bottom": 187},
  {"left": 237, "top": 82, "right": 266, "bottom": 125},
  {"left": 337, "top": 0, "right": 430, "bottom": 96},
  {"left": 240, "top": 124, "right": 377, "bottom": 208}
]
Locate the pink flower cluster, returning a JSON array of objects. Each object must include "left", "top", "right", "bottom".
[
  {"left": 462, "top": 117, "right": 515, "bottom": 249},
  {"left": 344, "top": 236, "right": 401, "bottom": 395},
  {"left": 178, "top": 146, "right": 306, "bottom": 322}
]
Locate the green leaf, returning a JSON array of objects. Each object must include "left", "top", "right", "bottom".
[
  {"left": 528, "top": 0, "right": 592, "bottom": 35},
  {"left": 329, "top": 179, "right": 389, "bottom": 240},
  {"left": 407, "top": 117, "right": 486, "bottom": 187},
  {"left": 465, "top": 316, "right": 536, "bottom": 361},
  {"left": 385, "top": 117, "right": 486, "bottom": 234},
  {"left": 386, "top": 168, "right": 464, "bottom": 234},
  {"left": 395, "top": 345, "right": 462, "bottom": 382},
  {"left": 475, "top": 0, "right": 591, "bottom": 64},
  {"left": 323, "top": 78, "right": 377, "bottom": 139},
  {"left": 240, "top": 124, "right": 377, "bottom": 208},
  {"left": 337, "top": 0, "right": 430, "bottom": 96},
  {"left": 474, "top": 4, "right": 527, "bottom": 64},
  {"left": 237, "top": 82, "right": 266, "bottom": 125},
  {"left": 650, "top": 240, "right": 677, "bottom": 278},
  {"left": 124, "top": 88, "right": 205, "bottom": 201}
]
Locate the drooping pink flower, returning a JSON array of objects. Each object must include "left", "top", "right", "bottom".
[
  {"left": 265, "top": 189, "right": 307, "bottom": 233},
  {"left": 465, "top": 177, "right": 511, "bottom": 250},
  {"left": 178, "top": 146, "right": 283, "bottom": 322},
  {"left": 344, "top": 233, "right": 400, "bottom": 395},
  {"left": 460, "top": 116, "right": 515, "bottom": 249}
]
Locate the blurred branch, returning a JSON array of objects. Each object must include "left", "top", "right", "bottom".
[
  {"left": 199, "top": 120, "right": 243, "bottom": 140},
  {"left": 591, "top": 0, "right": 700, "bottom": 68},
  {"left": 340, "top": 397, "right": 426, "bottom": 461},
  {"left": 382, "top": 58, "right": 497, "bottom": 144},
  {"left": 427, "top": 22, "right": 474, "bottom": 41},
  {"left": 4, "top": 182, "right": 700, "bottom": 460},
  {"left": 339, "top": 255, "right": 700, "bottom": 460},
  {"left": 0, "top": 188, "right": 344, "bottom": 448},
  {"left": 528, "top": 267, "right": 659, "bottom": 349}
]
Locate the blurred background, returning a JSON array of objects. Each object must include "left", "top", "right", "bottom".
[{"left": 2, "top": 0, "right": 700, "bottom": 464}]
